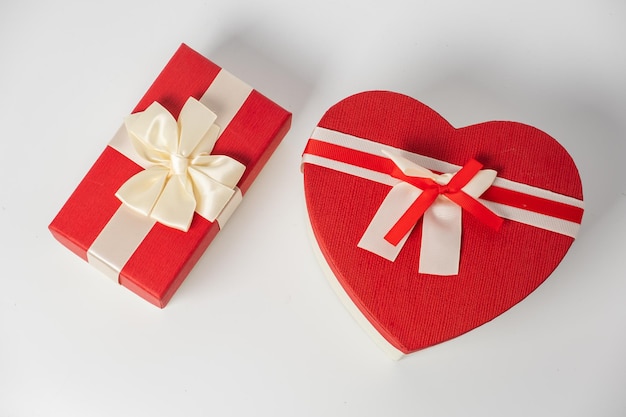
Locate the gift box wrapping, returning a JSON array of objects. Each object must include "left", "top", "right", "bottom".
[
  {"left": 302, "top": 91, "right": 583, "bottom": 358},
  {"left": 50, "top": 44, "right": 291, "bottom": 307}
]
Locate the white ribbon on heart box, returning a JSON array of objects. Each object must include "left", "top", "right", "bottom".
[{"left": 302, "top": 126, "right": 583, "bottom": 275}]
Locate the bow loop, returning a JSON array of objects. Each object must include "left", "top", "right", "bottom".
[
  {"left": 115, "top": 97, "right": 245, "bottom": 232},
  {"left": 125, "top": 102, "right": 179, "bottom": 157},
  {"left": 177, "top": 95, "right": 219, "bottom": 156}
]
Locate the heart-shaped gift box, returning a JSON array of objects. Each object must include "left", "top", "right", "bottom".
[{"left": 302, "top": 91, "right": 583, "bottom": 359}]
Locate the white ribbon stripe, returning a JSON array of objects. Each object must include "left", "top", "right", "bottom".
[{"left": 308, "top": 127, "right": 584, "bottom": 211}]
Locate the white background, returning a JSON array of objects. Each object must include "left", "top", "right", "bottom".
[{"left": 1, "top": 0, "right": 625, "bottom": 416}]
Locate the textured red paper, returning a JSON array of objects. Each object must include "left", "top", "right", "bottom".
[
  {"left": 50, "top": 44, "right": 291, "bottom": 307},
  {"left": 302, "top": 91, "right": 583, "bottom": 355}
]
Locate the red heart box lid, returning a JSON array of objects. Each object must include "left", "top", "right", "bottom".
[{"left": 302, "top": 91, "right": 584, "bottom": 359}]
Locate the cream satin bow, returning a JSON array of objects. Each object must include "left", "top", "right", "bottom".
[{"left": 115, "top": 97, "right": 246, "bottom": 232}]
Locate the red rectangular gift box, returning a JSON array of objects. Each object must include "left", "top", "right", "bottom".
[{"left": 49, "top": 44, "right": 291, "bottom": 307}]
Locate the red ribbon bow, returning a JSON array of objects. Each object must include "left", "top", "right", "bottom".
[{"left": 384, "top": 159, "right": 504, "bottom": 246}]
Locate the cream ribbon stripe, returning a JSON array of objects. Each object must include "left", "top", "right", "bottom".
[{"left": 87, "top": 69, "right": 253, "bottom": 282}]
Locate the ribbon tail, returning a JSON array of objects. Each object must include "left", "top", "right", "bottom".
[
  {"left": 150, "top": 176, "right": 197, "bottom": 232},
  {"left": 358, "top": 183, "right": 422, "bottom": 261},
  {"left": 418, "top": 198, "right": 462, "bottom": 275},
  {"left": 384, "top": 188, "right": 438, "bottom": 246}
]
